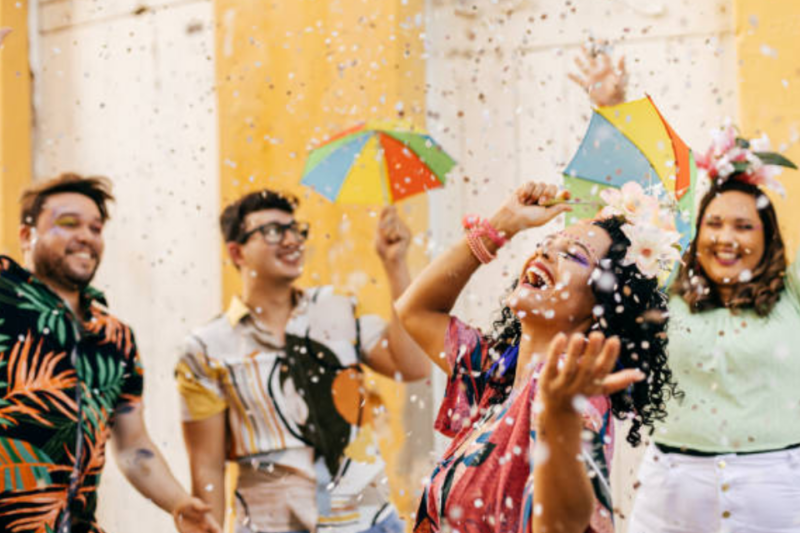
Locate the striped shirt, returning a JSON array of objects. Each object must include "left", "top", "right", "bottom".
[{"left": 176, "top": 287, "right": 397, "bottom": 533}]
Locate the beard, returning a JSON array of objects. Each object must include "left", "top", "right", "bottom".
[{"left": 33, "top": 248, "right": 99, "bottom": 291}]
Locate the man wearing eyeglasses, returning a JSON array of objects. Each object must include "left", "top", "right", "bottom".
[{"left": 176, "top": 190, "right": 430, "bottom": 533}]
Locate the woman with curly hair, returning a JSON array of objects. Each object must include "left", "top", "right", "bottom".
[
  {"left": 626, "top": 131, "right": 800, "bottom": 533},
  {"left": 397, "top": 181, "right": 680, "bottom": 533}
]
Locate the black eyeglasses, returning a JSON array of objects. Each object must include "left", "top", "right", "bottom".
[{"left": 238, "top": 221, "right": 310, "bottom": 245}]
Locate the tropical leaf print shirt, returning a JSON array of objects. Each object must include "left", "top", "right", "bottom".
[
  {"left": 176, "top": 287, "right": 397, "bottom": 533},
  {"left": 414, "top": 317, "right": 615, "bottom": 533},
  {"left": 0, "top": 256, "right": 145, "bottom": 533}
]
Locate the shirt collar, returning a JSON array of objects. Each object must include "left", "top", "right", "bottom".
[
  {"left": 225, "top": 295, "right": 251, "bottom": 327},
  {"left": 225, "top": 289, "right": 309, "bottom": 328}
]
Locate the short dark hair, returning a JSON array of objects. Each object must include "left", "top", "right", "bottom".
[
  {"left": 673, "top": 178, "right": 786, "bottom": 317},
  {"left": 20, "top": 173, "right": 114, "bottom": 226},
  {"left": 220, "top": 189, "right": 299, "bottom": 243}
]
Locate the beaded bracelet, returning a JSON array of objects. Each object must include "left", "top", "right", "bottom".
[{"left": 462, "top": 215, "right": 507, "bottom": 264}]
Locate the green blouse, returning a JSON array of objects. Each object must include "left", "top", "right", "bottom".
[{"left": 656, "top": 247, "right": 800, "bottom": 453}]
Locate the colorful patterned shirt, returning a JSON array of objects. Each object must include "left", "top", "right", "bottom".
[
  {"left": 176, "top": 288, "right": 397, "bottom": 533},
  {"left": 414, "top": 317, "right": 615, "bottom": 533},
  {"left": 0, "top": 256, "right": 145, "bottom": 533}
]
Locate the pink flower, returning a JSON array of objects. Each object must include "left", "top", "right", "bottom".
[
  {"left": 744, "top": 165, "right": 787, "bottom": 197},
  {"left": 709, "top": 123, "right": 737, "bottom": 157}
]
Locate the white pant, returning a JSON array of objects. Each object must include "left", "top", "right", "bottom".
[{"left": 628, "top": 443, "right": 800, "bottom": 533}]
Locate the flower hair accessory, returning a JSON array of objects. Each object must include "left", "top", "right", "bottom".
[
  {"left": 695, "top": 121, "right": 797, "bottom": 197},
  {"left": 597, "top": 182, "right": 682, "bottom": 279}
]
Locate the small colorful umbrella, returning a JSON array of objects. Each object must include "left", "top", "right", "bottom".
[
  {"left": 563, "top": 96, "right": 697, "bottom": 258},
  {"left": 301, "top": 120, "right": 456, "bottom": 205}
]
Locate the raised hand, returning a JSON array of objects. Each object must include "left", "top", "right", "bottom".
[
  {"left": 173, "top": 496, "right": 222, "bottom": 533},
  {"left": 539, "top": 332, "right": 644, "bottom": 416},
  {"left": 375, "top": 205, "right": 411, "bottom": 265},
  {"left": 490, "top": 182, "right": 572, "bottom": 240},
  {"left": 568, "top": 43, "right": 627, "bottom": 107}
]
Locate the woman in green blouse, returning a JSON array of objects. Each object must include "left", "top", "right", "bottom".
[{"left": 573, "top": 47, "right": 800, "bottom": 533}]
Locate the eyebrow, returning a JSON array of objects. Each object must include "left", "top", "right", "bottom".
[
  {"left": 556, "top": 232, "right": 595, "bottom": 258},
  {"left": 705, "top": 214, "right": 757, "bottom": 223},
  {"left": 51, "top": 211, "right": 104, "bottom": 226},
  {"left": 568, "top": 240, "right": 593, "bottom": 257}
]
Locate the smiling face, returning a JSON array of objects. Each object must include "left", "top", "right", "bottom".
[
  {"left": 509, "top": 222, "right": 612, "bottom": 332},
  {"left": 695, "top": 190, "right": 765, "bottom": 287},
  {"left": 21, "top": 192, "right": 105, "bottom": 290},
  {"left": 231, "top": 208, "right": 305, "bottom": 284}
]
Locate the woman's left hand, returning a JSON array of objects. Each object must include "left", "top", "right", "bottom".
[
  {"left": 539, "top": 332, "right": 644, "bottom": 415},
  {"left": 568, "top": 43, "right": 627, "bottom": 108}
]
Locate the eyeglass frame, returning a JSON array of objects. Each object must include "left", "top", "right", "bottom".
[{"left": 237, "top": 220, "right": 310, "bottom": 245}]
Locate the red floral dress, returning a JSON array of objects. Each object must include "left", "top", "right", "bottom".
[{"left": 414, "top": 317, "right": 615, "bottom": 533}]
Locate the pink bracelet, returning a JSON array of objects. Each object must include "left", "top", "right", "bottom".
[
  {"left": 462, "top": 215, "right": 507, "bottom": 264},
  {"left": 476, "top": 219, "right": 507, "bottom": 248},
  {"left": 465, "top": 227, "right": 496, "bottom": 264},
  {"left": 462, "top": 215, "right": 508, "bottom": 247}
]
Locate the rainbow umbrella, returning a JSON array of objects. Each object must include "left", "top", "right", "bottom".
[
  {"left": 564, "top": 96, "right": 697, "bottom": 260},
  {"left": 301, "top": 120, "right": 456, "bottom": 205}
]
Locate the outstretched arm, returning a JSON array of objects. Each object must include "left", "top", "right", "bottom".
[
  {"left": 531, "top": 332, "right": 644, "bottom": 533},
  {"left": 112, "top": 403, "right": 221, "bottom": 533},
  {"left": 568, "top": 43, "right": 627, "bottom": 107},
  {"left": 396, "top": 183, "right": 571, "bottom": 373}
]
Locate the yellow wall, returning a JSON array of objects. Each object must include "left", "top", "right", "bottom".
[
  {"left": 0, "top": 1, "right": 32, "bottom": 258},
  {"left": 214, "top": 0, "right": 429, "bottom": 525},
  {"left": 735, "top": 0, "right": 800, "bottom": 254}
]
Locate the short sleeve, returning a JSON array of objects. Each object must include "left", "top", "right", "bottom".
[
  {"left": 357, "top": 313, "right": 387, "bottom": 357},
  {"left": 522, "top": 394, "right": 615, "bottom": 533},
  {"left": 118, "top": 328, "right": 144, "bottom": 408},
  {"left": 175, "top": 335, "right": 228, "bottom": 421},
  {"left": 433, "top": 316, "right": 494, "bottom": 438}
]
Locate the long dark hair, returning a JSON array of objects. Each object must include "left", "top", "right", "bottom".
[
  {"left": 488, "top": 217, "right": 680, "bottom": 446},
  {"left": 672, "top": 178, "right": 786, "bottom": 317}
]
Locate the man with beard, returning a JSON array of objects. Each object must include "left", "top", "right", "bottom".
[
  {"left": 0, "top": 173, "right": 220, "bottom": 533},
  {"left": 176, "top": 190, "right": 430, "bottom": 533}
]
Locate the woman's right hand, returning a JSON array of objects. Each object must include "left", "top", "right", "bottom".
[
  {"left": 490, "top": 182, "right": 572, "bottom": 239},
  {"left": 0, "top": 28, "right": 12, "bottom": 46}
]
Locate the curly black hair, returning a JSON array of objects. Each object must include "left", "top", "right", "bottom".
[{"left": 487, "top": 217, "right": 681, "bottom": 446}]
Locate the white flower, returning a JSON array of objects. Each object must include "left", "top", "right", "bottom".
[
  {"left": 621, "top": 223, "right": 682, "bottom": 279},
  {"left": 749, "top": 133, "right": 771, "bottom": 152},
  {"left": 599, "top": 182, "right": 659, "bottom": 222}
]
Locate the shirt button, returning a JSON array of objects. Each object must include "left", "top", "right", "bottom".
[
  {"left": 717, "top": 460, "right": 726, "bottom": 469},
  {"left": 722, "top": 511, "right": 731, "bottom": 519},
  {"left": 721, "top": 483, "right": 730, "bottom": 492}
]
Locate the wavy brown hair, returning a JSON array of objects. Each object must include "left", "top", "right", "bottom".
[{"left": 672, "top": 178, "right": 786, "bottom": 317}]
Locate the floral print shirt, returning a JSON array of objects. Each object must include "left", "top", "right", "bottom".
[
  {"left": 414, "top": 317, "right": 615, "bottom": 533},
  {"left": 0, "top": 256, "right": 144, "bottom": 533}
]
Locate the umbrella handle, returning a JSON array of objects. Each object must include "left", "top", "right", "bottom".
[{"left": 540, "top": 198, "right": 602, "bottom": 208}]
